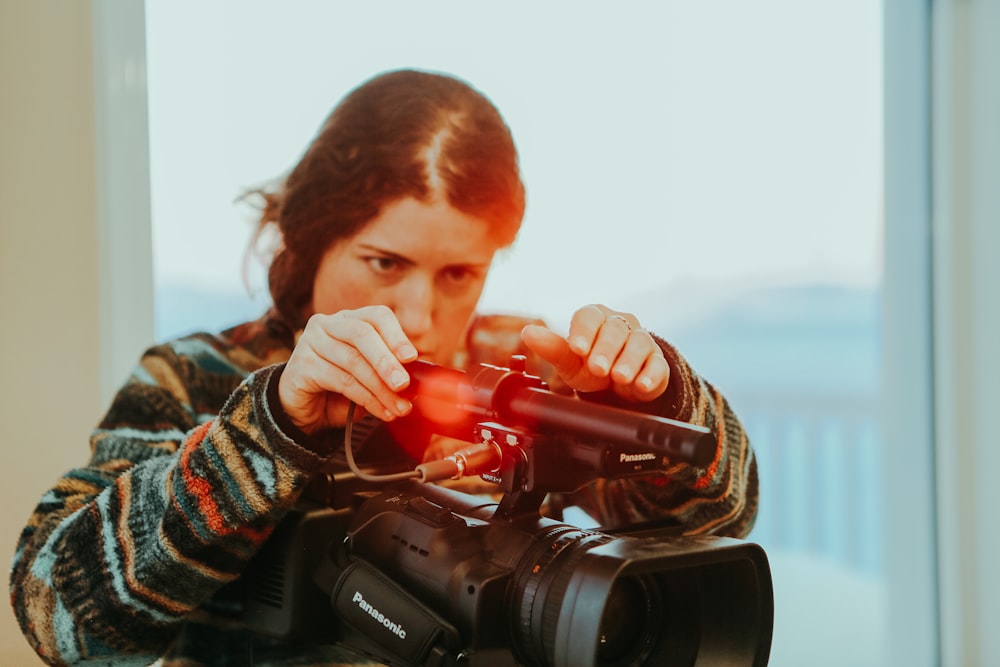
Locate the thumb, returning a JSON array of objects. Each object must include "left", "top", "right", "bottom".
[{"left": 521, "top": 324, "right": 584, "bottom": 380}]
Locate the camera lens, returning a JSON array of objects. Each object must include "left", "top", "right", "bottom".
[
  {"left": 596, "top": 575, "right": 660, "bottom": 666},
  {"left": 510, "top": 527, "right": 670, "bottom": 667}
]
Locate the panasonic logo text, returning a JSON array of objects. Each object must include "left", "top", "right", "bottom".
[
  {"left": 620, "top": 452, "right": 656, "bottom": 463},
  {"left": 352, "top": 591, "right": 407, "bottom": 639}
]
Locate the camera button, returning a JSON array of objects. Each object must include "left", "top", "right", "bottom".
[{"left": 407, "top": 496, "right": 457, "bottom": 525}]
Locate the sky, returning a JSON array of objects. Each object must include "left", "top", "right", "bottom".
[{"left": 145, "top": 0, "right": 882, "bottom": 334}]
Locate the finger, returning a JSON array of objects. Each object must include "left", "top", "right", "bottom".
[
  {"left": 520, "top": 324, "right": 585, "bottom": 380},
  {"left": 307, "top": 316, "right": 413, "bottom": 413},
  {"left": 633, "top": 351, "right": 670, "bottom": 400},
  {"left": 316, "top": 363, "right": 410, "bottom": 421},
  {"left": 312, "top": 308, "right": 414, "bottom": 387},
  {"left": 356, "top": 305, "right": 419, "bottom": 363},
  {"left": 286, "top": 343, "right": 409, "bottom": 425},
  {"left": 617, "top": 342, "right": 670, "bottom": 401},
  {"left": 277, "top": 353, "right": 369, "bottom": 433},
  {"left": 293, "top": 360, "right": 383, "bottom": 419},
  {"left": 566, "top": 304, "right": 608, "bottom": 356},
  {"left": 587, "top": 312, "right": 633, "bottom": 378},
  {"left": 608, "top": 326, "right": 649, "bottom": 385},
  {"left": 522, "top": 324, "right": 612, "bottom": 393},
  {"left": 607, "top": 320, "right": 660, "bottom": 383}
]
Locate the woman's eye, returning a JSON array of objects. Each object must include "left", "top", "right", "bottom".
[
  {"left": 366, "top": 256, "right": 399, "bottom": 274},
  {"left": 441, "top": 266, "right": 477, "bottom": 286}
]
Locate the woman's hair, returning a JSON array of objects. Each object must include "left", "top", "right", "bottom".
[{"left": 248, "top": 68, "right": 526, "bottom": 330}]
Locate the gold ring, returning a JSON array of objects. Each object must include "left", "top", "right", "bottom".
[{"left": 608, "top": 314, "right": 632, "bottom": 332}]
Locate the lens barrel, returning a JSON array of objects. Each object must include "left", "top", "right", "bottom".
[
  {"left": 596, "top": 575, "right": 661, "bottom": 666},
  {"left": 509, "top": 526, "right": 666, "bottom": 667}
]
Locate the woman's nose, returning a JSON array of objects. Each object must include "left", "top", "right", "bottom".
[{"left": 393, "top": 277, "right": 434, "bottom": 340}]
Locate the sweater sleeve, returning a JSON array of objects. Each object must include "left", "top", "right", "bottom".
[
  {"left": 561, "top": 334, "right": 759, "bottom": 538},
  {"left": 461, "top": 313, "right": 758, "bottom": 539},
  {"left": 9, "top": 341, "right": 326, "bottom": 666}
]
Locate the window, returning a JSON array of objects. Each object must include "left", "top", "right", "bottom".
[{"left": 145, "top": 2, "right": 930, "bottom": 664}]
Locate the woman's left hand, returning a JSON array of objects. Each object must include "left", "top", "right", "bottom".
[{"left": 520, "top": 304, "right": 669, "bottom": 403}]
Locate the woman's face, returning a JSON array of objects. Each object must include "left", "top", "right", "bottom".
[{"left": 310, "top": 197, "right": 503, "bottom": 365}]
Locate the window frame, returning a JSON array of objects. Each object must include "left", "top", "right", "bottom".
[
  {"left": 92, "top": 0, "right": 154, "bottom": 405},
  {"left": 882, "top": 1, "right": 938, "bottom": 664},
  {"left": 928, "top": 1, "right": 1000, "bottom": 665}
]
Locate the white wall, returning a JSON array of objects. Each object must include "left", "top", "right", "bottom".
[
  {"left": 0, "top": 2, "right": 152, "bottom": 663},
  {"left": 1, "top": 3, "right": 100, "bottom": 662}
]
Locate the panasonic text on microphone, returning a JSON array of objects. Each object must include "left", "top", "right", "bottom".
[{"left": 619, "top": 452, "right": 656, "bottom": 463}]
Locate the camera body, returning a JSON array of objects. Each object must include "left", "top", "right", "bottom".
[{"left": 235, "top": 360, "right": 774, "bottom": 666}]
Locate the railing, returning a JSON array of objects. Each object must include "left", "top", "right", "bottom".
[{"left": 730, "top": 390, "right": 883, "bottom": 575}]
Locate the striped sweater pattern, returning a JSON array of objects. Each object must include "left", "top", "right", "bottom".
[{"left": 9, "top": 311, "right": 757, "bottom": 666}]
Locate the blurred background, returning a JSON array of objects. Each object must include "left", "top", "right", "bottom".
[{"left": 2, "top": 1, "right": 997, "bottom": 665}]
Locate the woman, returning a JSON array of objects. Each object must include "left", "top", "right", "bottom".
[{"left": 10, "top": 69, "right": 757, "bottom": 666}]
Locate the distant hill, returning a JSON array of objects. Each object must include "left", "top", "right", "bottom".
[{"left": 616, "top": 282, "right": 881, "bottom": 397}]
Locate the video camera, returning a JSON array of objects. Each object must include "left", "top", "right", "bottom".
[{"left": 235, "top": 358, "right": 773, "bottom": 666}]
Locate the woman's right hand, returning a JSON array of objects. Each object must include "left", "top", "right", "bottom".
[{"left": 277, "top": 305, "right": 419, "bottom": 434}]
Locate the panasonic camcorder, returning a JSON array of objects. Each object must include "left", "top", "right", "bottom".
[{"left": 234, "top": 358, "right": 774, "bottom": 666}]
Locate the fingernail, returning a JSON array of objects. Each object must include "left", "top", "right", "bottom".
[
  {"left": 395, "top": 399, "right": 412, "bottom": 416},
  {"left": 639, "top": 376, "right": 654, "bottom": 390},
  {"left": 616, "top": 365, "right": 632, "bottom": 380},
  {"left": 593, "top": 355, "right": 610, "bottom": 374},
  {"left": 390, "top": 369, "right": 408, "bottom": 390},
  {"left": 570, "top": 336, "right": 589, "bottom": 353},
  {"left": 398, "top": 343, "right": 418, "bottom": 360}
]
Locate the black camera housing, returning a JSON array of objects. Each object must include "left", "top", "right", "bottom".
[
  {"left": 235, "top": 360, "right": 773, "bottom": 666},
  {"left": 239, "top": 481, "right": 772, "bottom": 667}
]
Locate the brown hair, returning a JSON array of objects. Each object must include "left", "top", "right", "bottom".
[{"left": 247, "top": 69, "right": 526, "bottom": 330}]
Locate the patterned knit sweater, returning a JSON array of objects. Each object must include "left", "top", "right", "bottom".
[{"left": 9, "top": 310, "right": 758, "bottom": 666}]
